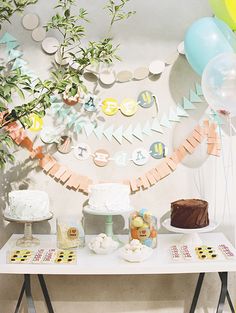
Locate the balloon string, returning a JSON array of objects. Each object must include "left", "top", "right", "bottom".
[{"left": 219, "top": 121, "right": 231, "bottom": 224}]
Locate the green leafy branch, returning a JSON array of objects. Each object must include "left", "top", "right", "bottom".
[
  {"left": 105, "top": 0, "right": 136, "bottom": 27},
  {"left": 0, "top": 0, "right": 38, "bottom": 29}
]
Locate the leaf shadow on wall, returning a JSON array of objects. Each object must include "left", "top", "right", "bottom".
[{"left": 0, "top": 158, "right": 51, "bottom": 247}]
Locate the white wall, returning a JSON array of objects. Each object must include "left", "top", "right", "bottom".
[{"left": 1, "top": 0, "right": 236, "bottom": 312}]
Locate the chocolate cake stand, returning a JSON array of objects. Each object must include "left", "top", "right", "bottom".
[
  {"left": 162, "top": 218, "right": 219, "bottom": 245},
  {"left": 3, "top": 212, "right": 53, "bottom": 247},
  {"left": 83, "top": 206, "right": 133, "bottom": 240}
]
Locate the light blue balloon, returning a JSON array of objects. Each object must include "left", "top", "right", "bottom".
[{"left": 184, "top": 17, "right": 236, "bottom": 75}]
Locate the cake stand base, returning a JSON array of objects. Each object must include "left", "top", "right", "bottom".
[
  {"left": 162, "top": 218, "right": 219, "bottom": 246},
  {"left": 83, "top": 206, "right": 133, "bottom": 244},
  {"left": 3, "top": 213, "right": 53, "bottom": 247},
  {"left": 16, "top": 222, "right": 40, "bottom": 247}
]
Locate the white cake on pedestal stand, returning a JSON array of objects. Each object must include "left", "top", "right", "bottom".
[
  {"left": 84, "top": 183, "right": 133, "bottom": 239},
  {"left": 4, "top": 190, "right": 53, "bottom": 247}
]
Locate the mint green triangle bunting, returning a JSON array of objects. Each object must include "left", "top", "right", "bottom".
[
  {"left": 183, "top": 97, "right": 196, "bottom": 110},
  {"left": 190, "top": 89, "right": 203, "bottom": 103},
  {"left": 195, "top": 83, "right": 203, "bottom": 96},
  {"left": 0, "top": 32, "right": 17, "bottom": 43}
]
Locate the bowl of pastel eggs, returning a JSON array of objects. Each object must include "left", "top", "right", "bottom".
[
  {"left": 119, "top": 239, "right": 153, "bottom": 262},
  {"left": 88, "top": 233, "right": 119, "bottom": 254}
]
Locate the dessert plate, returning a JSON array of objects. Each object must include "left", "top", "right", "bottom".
[{"left": 162, "top": 218, "right": 220, "bottom": 234}]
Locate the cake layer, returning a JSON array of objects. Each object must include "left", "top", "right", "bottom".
[
  {"left": 88, "top": 183, "right": 130, "bottom": 212},
  {"left": 8, "top": 190, "right": 50, "bottom": 220},
  {"left": 170, "top": 199, "right": 209, "bottom": 229}
]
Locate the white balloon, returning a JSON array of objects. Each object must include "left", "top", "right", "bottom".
[{"left": 202, "top": 53, "right": 236, "bottom": 116}]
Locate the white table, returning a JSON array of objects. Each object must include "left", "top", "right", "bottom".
[{"left": 1, "top": 233, "right": 236, "bottom": 313}]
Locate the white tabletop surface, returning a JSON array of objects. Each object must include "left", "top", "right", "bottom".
[{"left": 1, "top": 233, "right": 236, "bottom": 275}]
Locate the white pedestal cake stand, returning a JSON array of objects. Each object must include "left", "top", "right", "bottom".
[
  {"left": 162, "top": 218, "right": 219, "bottom": 245},
  {"left": 3, "top": 212, "right": 53, "bottom": 247},
  {"left": 83, "top": 206, "right": 133, "bottom": 240}
]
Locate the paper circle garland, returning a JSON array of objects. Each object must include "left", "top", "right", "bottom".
[
  {"left": 57, "top": 136, "right": 72, "bottom": 154},
  {"left": 29, "top": 114, "right": 43, "bottom": 132},
  {"left": 113, "top": 151, "right": 129, "bottom": 167},
  {"left": 120, "top": 98, "right": 138, "bottom": 116},
  {"left": 116, "top": 70, "right": 133, "bottom": 82},
  {"left": 132, "top": 148, "right": 150, "bottom": 166},
  {"left": 41, "top": 37, "right": 60, "bottom": 54},
  {"left": 150, "top": 142, "right": 166, "bottom": 159},
  {"left": 73, "top": 143, "right": 91, "bottom": 160},
  {"left": 102, "top": 98, "right": 119, "bottom": 116},
  {"left": 40, "top": 127, "right": 60, "bottom": 144},
  {"left": 149, "top": 60, "right": 165, "bottom": 75},
  {"left": 99, "top": 71, "right": 116, "bottom": 85},
  {"left": 133, "top": 67, "right": 149, "bottom": 80},
  {"left": 93, "top": 149, "right": 110, "bottom": 167},
  {"left": 32, "top": 27, "right": 46, "bottom": 42},
  {"left": 22, "top": 13, "right": 39, "bottom": 30},
  {"left": 138, "top": 91, "right": 154, "bottom": 108}
]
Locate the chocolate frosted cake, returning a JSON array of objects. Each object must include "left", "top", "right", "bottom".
[{"left": 171, "top": 199, "right": 209, "bottom": 229}]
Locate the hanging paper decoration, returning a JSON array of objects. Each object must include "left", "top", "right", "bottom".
[
  {"left": 150, "top": 142, "right": 166, "bottom": 159},
  {"left": 120, "top": 98, "right": 138, "bottom": 116},
  {"left": 93, "top": 149, "right": 110, "bottom": 167},
  {"left": 29, "top": 113, "right": 43, "bottom": 132},
  {"left": 73, "top": 143, "right": 91, "bottom": 160},
  {"left": 137, "top": 90, "right": 155, "bottom": 108},
  {"left": 113, "top": 151, "right": 129, "bottom": 167},
  {"left": 102, "top": 98, "right": 119, "bottom": 116},
  {"left": 84, "top": 94, "right": 99, "bottom": 112},
  {"left": 57, "top": 136, "right": 72, "bottom": 154},
  {"left": 132, "top": 148, "right": 150, "bottom": 166}
]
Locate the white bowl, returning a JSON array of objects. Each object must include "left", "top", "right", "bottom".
[
  {"left": 119, "top": 245, "right": 153, "bottom": 262},
  {"left": 88, "top": 237, "right": 119, "bottom": 255}
]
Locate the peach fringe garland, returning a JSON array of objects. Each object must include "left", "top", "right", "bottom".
[{"left": 4, "top": 119, "right": 221, "bottom": 194}]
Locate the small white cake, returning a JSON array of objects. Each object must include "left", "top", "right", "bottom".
[
  {"left": 7, "top": 190, "right": 50, "bottom": 220},
  {"left": 88, "top": 183, "right": 130, "bottom": 212}
]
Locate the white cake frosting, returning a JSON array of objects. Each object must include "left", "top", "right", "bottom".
[
  {"left": 7, "top": 190, "right": 50, "bottom": 220},
  {"left": 88, "top": 183, "right": 130, "bottom": 212}
]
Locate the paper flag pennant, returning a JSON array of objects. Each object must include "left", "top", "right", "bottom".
[
  {"left": 103, "top": 125, "right": 114, "bottom": 142},
  {"left": 0, "top": 32, "right": 17, "bottom": 43},
  {"left": 168, "top": 108, "right": 180, "bottom": 122},
  {"left": 142, "top": 121, "right": 152, "bottom": 136},
  {"left": 176, "top": 105, "right": 189, "bottom": 117},
  {"left": 12, "top": 58, "right": 28, "bottom": 70},
  {"left": 123, "top": 125, "right": 134, "bottom": 143},
  {"left": 195, "top": 83, "right": 203, "bottom": 96},
  {"left": 113, "top": 126, "right": 123, "bottom": 144},
  {"left": 6, "top": 41, "right": 19, "bottom": 50},
  {"left": 160, "top": 113, "right": 171, "bottom": 128},
  {"left": 74, "top": 121, "right": 83, "bottom": 134},
  {"left": 50, "top": 95, "right": 61, "bottom": 103},
  {"left": 190, "top": 89, "right": 203, "bottom": 103},
  {"left": 8, "top": 49, "right": 23, "bottom": 61},
  {"left": 83, "top": 122, "right": 95, "bottom": 137},
  {"left": 132, "top": 123, "right": 143, "bottom": 141},
  {"left": 183, "top": 97, "right": 196, "bottom": 110},
  {"left": 93, "top": 124, "right": 104, "bottom": 140},
  {"left": 151, "top": 118, "right": 163, "bottom": 133}
]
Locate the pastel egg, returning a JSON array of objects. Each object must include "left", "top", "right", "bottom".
[
  {"left": 143, "top": 212, "right": 152, "bottom": 223},
  {"left": 131, "top": 228, "right": 139, "bottom": 239},
  {"left": 132, "top": 217, "right": 144, "bottom": 228},
  {"left": 143, "top": 238, "right": 153, "bottom": 247},
  {"left": 150, "top": 229, "right": 157, "bottom": 238},
  {"left": 139, "top": 208, "right": 148, "bottom": 217}
]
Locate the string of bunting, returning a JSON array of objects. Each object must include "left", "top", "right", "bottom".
[
  {"left": 50, "top": 82, "right": 212, "bottom": 144},
  {"left": 4, "top": 118, "right": 221, "bottom": 194}
]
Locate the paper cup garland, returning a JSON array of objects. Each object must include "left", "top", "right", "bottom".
[
  {"left": 138, "top": 90, "right": 154, "bottom": 108},
  {"left": 150, "top": 142, "right": 166, "bottom": 159},
  {"left": 73, "top": 143, "right": 91, "bottom": 160},
  {"left": 133, "top": 67, "right": 149, "bottom": 80},
  {"left": 132, "top": 148, "right": 150, "bottom": 166},
  {"left": 102, "top": 98, "right": 119, "bottom": 116},
  {"left": 120, "top": 98, "right": 138, "bottom": 116},
  {"left": 29, "top": 114, "right": 43, "bottom": 132}
]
